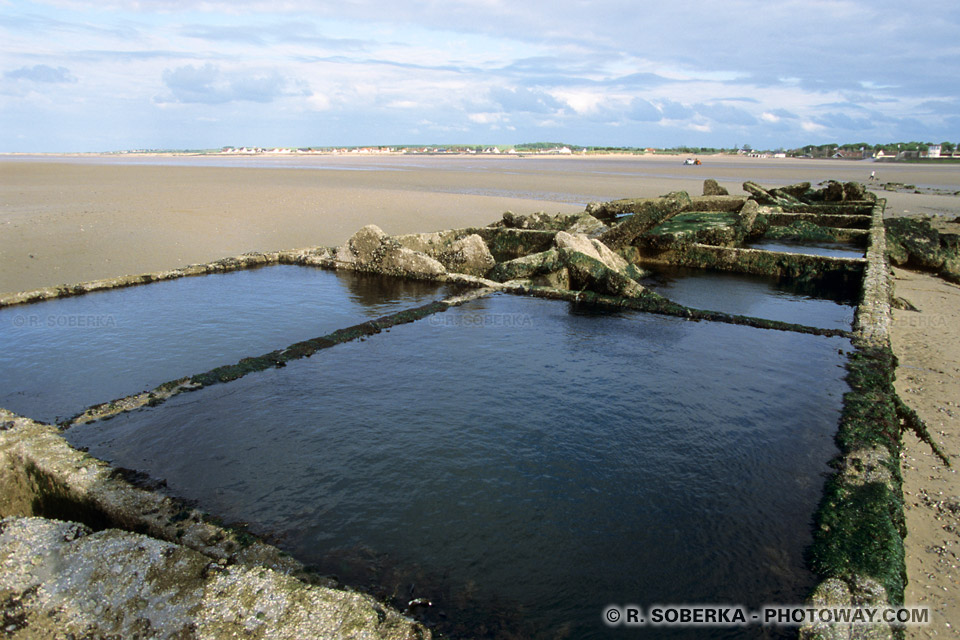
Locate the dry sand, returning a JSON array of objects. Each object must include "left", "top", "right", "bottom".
[{"left": 1, "top": 153, "right": 959, "bottom": 634}]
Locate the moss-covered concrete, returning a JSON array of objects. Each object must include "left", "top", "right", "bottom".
[
  {"left": 640, "top": 211, "right": 743, "bottom": 248},
  {"left": 633, "top": 242, "right": 865, "bottom": 288},
  {"left": 885, "top": 217, "right": 960, "bottom": 283},
  {"left": 470, "top": 227, "right": 557, "bottom": 262},
  {"left": 744, "top": 180, "right": 876, "bottom": 212},
  {"left": 801, "top": 200, "right": 913, "bottom": 640},
  {"left": 764, "top": 220, "right": 849, "bottom": 243},
  {"left": 764, "top": 212, "right": 872, "bottom": 229},
  {"left": 598, "top": 191, "right": 692, "bottom": 249}
]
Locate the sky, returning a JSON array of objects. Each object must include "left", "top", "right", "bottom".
[{"left": 1, "top": 0, "right": 958, "bottom": 152}]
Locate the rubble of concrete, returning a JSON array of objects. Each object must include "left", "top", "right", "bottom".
[
  {"left": 702, "top": 178, "right": 729, "bottom": 196},
  {"left": 743, "top": 179, "right": 878, "bottom": 208},
  {"left": 489, "top": 230, "right": 648, "bottom": 296},
  {"left": 884, "top": 216, "right": 960, "bottom": 283},
  {"left": 333, "top": 224, "right": 448, "bottom": 278},
  {"left": 596, "top": 191, "right": 692, "bottom": 248},
  {"left": 491, "top": 210, "right": 609, "bottom": 236}
]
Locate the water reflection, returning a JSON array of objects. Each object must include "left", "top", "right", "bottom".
[
  {"left": 68, "top": 294, "right": 850, "bottom": 639},
  {"left": 0, "top": 266, "right": 455, "bottom": 422}
]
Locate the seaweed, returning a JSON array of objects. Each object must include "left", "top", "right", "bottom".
[
  {"left": 834, "top": 347, "right": 902, "bottom": 455},
  {"left": 807, "top": 476, "right": 906, "bottom": 604},
  {"left": 806, "top": 344, "right": 921, "bottom": 609},
  {"left": 509, "top": 284, "right": 853, "bottom": 338},
  {"left": 188, "top": 301, "right": 449, "bottom": 389},
  {"left": 765, "top": 220, "right": 841, "bottom": 244},
  {"left": 893, "top": 395, "right": 951, "bottom": 466}
]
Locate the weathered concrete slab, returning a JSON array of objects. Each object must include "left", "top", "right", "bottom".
[
  {"left": 688, "top": 195, "right": 748, "bottom": 212},
  {"left": 631, "top": 243, "right": 865, "bottom": 284},
  {"left": 801, "top": 201, "right": 904, "bottom": 640},
  {"left": 0, "top": 516, "right": 427, "bottom": 640},
  {"left": 598, "top": 191, "right": 692, "bottom": 249},
  {"left": 334, "top": 225, "right": 447, "bottom": 278},
  {"left": 765, "top": 212, "right": 872, "bottom": 229},
  {"left": 492, "top": 210, "right": 607, "bottom": 235},
  {"left": 471, "top": 227, "right": 557, "bottom": 262}
]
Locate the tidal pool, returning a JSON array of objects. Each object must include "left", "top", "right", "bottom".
[
  {"left": 641, "top": 266, "right": 857, "bottom": 331},
  {"left": 747, "top": 239, "right": 866, "bottom": 259},
  {"left": 67, "top": 293, "right": 851, "bottom": 639},
  {"left": 0, "top": 266, "right": 457, "bottom": 423}
]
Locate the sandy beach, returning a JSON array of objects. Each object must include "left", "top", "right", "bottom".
[
  {"left": 2, "top": 152, "right": 959, "bottom": 635},
  {"left": 3, "top": 154, "right": 959, "bottom": 295}
]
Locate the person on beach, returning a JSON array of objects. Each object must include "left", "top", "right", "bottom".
[{"left": 869, "top": 170, "right": 877, "bottom": 182}]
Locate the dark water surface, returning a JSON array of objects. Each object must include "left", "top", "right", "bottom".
[
  {"left": 746, "top": 239, "right": 866, "bottom": 259},
  {"left": 0, "top": 267, "right": 455, "bottom": 423},
  {"left": 641, "top": 266, "right": 857, "bottom": 331},
  {"left": 67, "top": 293, "right": 851, "bottom": 639}
]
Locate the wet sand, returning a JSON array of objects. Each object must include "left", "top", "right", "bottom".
[{"left": 2, "top": 152, "right": 959, "bottom": 635}]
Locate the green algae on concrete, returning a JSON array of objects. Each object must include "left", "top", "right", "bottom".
[
  {"left": 633, "top": 243, "right": 865, "bottom": 288},
  {"left": 801, "top": 200, "right": 913, "bottom": 640},
  {"left": 471, "top": 227, "right": 557, "bottom": 262},
  {"left": 765, "top": 220, "right": 847, "bottom": 244},
  {"left": 808, "top": 346, "right": 906, "bottom": 608},
  {"left": 640, "top": 211, "right": 743, "bottom": 248},
  {"left": 501, "top": 282, "right": 854, "bottom": 339},
  {"left": 764, "top": 212, "right": 872, "bottom": 229},
  {"left": 884, "top": 217, "right": 960, "bottom": 283},
  {"left": 598, "top": 191, "right": 692, "bottom": 249},
  {"left": 190, "top": 301, "right": 450, "bottom": 388}
]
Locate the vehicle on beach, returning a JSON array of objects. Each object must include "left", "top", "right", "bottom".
[{"left": 683, "top": 158, "right": 702, "bottom": 165}]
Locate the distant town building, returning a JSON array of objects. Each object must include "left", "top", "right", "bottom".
[{"left": 832, "top": 149, "right": 870, "bottom": 160}]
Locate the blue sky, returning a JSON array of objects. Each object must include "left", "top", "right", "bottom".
[{"left": 1, "top": 0, "right": 958, "bottom": 152}]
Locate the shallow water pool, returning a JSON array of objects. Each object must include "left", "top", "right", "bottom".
[
  {"left": 0, "top": 266, "right": 456, "bottom": 423},
  {"left": 747, "top": 239, "right": 866, "bottom": 259},
  {"left": 67, "top": 293, "right": 851, "bottom": 639},
  {"left": 641, "top": 266, "right": 857, "bottom": 331}
]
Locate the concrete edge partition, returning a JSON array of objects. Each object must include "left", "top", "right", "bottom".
[
  {"left": 780, "top": 203, "right": 876, "bottom": 216},
  {"left": 499, "top": 281, "right": 854, "bottom": 339},
  {"left": 765, "top": 212, "right": 873, "bottom": 229},
  {"left": 0, "top": 409, "right": 302, "bottom": 570},
  {"left": 57, "top": 263, "right": 856, "bottom": 430},
  {"left": 0, "top": 249, "right": 301, "bottom": 309},
  {"left": 63, "top": 285, "right": 497, "bottom": 426},
  {"left": 627, "top": 243, "right": 866, "bottom": 285},
  {"left": 0, "top": 410, "right": 430, "bottom": 639},
  {"left": 800, "top": 200, "right": 907, "bottom": 640}
]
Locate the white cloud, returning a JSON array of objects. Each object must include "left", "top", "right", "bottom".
[
  {"left": 550, "top": 90, "right": 602, "bottom": 114},
  {"left": 468, "top": 112, "right": 503, "bottom": 124}
]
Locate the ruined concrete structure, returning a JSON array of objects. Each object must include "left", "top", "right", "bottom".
[{"left": 2, "top": 178, "right": 953, "bottom": 639}]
